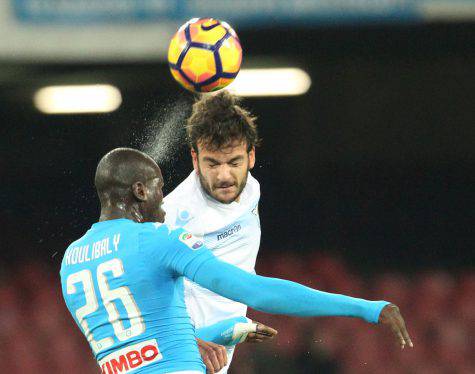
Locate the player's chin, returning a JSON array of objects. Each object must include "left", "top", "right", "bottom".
[{"left": 213, "top": 187, "right": 238, "bottom": 204}]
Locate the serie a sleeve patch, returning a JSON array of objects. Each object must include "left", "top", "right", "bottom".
[{"left": 178, "top": 232, "right": 203, "bottom": 250}]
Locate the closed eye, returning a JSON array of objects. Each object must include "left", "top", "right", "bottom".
[{"left": 228, "top": 156, "right": 244, "bottom": 166}]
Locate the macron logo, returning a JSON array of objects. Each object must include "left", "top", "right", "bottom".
[{"left": 217, "top": 224, "right": 241, "bottom": 241}]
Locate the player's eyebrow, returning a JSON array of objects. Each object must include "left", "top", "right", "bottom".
[
  {"left": 227, "top": 155, "right": 244, "bottom": 163},
  {"left": 202, "top": 156, "right": 221, "bottom": 164},
  {"left": 203, "top": 155, "right": 244, "bottom": 164}
]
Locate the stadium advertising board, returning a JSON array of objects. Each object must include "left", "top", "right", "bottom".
[{"left": 1, "top": 0, "right": 474, "bottom": 61}]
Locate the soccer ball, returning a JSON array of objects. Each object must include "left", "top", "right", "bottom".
[{"left": 168, "top": 18, "right": 242, "bottom": 93}]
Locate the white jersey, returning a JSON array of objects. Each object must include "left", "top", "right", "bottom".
[{"left": 163, "top": 171, "right": 261, "bottom": 372}]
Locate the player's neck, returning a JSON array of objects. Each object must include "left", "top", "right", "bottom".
[{"left": 99, "top": 205, "right": 143, "bottom": 223}]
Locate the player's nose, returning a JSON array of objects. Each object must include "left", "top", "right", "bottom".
[{"left": 216, "top": 165, "right": 233, "bottom": 183}]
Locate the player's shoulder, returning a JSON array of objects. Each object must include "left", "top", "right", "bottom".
[
  {"left": 140, "top": 222, "right": 192, "bottom": 241},
  {"left": 140, "top": 222, "right": 204, "bottom": 253},
  {"left": 242, "top": 172, "right": 260, "bottom": 206},
  {"left": 167, "top": 227, "right": 205, "bottom": 251},
  {"left": 139, "top": 221, "right": 173, "bottom": 237},
  {"left": 164, "top": 171, "right": 201, "bottom": 206},
  {"left": 143, "top": 222, "right": 189, "bottom": 240},
  {"left": 60, "top": 236, "right": 85, "bottom": 274},
  {"left": 164, "top": 172, "right": 205, "bottom": 228},
  {"left": 247, "top": 172, "right": 260, "bottom": 192},
  {"left": 135, "top": 222, "right": 178, "bottom": 258}
]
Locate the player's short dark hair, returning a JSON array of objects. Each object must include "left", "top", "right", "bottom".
[
  {"left": 186, "top": 91, "right": 259, "bottom": 153},
  {"left": 95, "top": 148, "right": 157, "bottom": 203}
]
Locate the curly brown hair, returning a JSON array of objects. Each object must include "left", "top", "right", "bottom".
[{"left": 186, "top": 91, "right": 259, "bottom": 153}]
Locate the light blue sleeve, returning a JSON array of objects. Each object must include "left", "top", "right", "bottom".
[
  {"left": 195, "top": 316, "right": 248, "bottom": 346},
  {"left": 189, "top": 257, "right": 389, "bottom": 324},
  {"left": 140, "top": 224, "right": 214, "bottom": 278},
  {"left": 147, "top": 225, "right": 388, "bottom": 324}
]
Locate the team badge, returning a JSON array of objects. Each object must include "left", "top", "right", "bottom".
[{"left": 176, "top": 208, "right": 193, "bottom": 227}]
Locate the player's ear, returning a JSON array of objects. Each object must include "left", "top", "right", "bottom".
[
  {"left": 132, "top": 181, "right": 147, "bottom": 202},
  {"left": 248, "top": 147, "right": 256, "bottom": 169},
  {"left": 191, "top": 148, "right": 199, "bottom": 173}
]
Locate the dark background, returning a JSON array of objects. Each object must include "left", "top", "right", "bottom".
[
  {"left": 2, "top": 22, "right": 474, "bottom": 272},
  {"left": 1, "top": 20, "right": 474, "bottom": 374}
]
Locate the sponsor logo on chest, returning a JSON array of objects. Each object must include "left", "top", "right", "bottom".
[
  {"left": 99, "top": 339, "right": 162, "bottom": 374},
  {"left": 216, "top": 224, "right": 241, "bottom": 241}
]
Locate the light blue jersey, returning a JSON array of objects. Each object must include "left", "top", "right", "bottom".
[
  {"left": 61, "top": 218, "right": 390, "bottom": 373},
  {"left": 60, "top": 219, "right": 212, "bottom": 373}
]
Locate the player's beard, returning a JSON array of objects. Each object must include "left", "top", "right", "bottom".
[{"left": 198, "top": 166, "right": 249, "bottom": 204}]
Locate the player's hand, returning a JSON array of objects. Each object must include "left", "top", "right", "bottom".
[
  {"left": 378, "top": 304, "right": 414, "bottom": 349},
  {"left": 245, "top": 321, "right": 278, "bottom": 343},
  {"left": 196, "top": 338, "right": 228, "bottom": 374}
]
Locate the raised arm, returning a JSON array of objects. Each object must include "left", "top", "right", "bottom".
[
  {"left": 191, "top": 257, "right": 386, "bottom": 322},
  {"left": 189, "top": 257, "right": 412, "bottom": 348},
  {"left": 154, "top": 226, "right": 413, "bottom": 349}
]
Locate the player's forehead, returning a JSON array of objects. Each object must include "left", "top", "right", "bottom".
[{"left": 197, "top": 139, "right": 248, "bottom": 161}]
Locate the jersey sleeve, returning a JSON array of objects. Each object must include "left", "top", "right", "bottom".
[
  {"left": 163, "top": 228, "right": 215, "bottom": 278},
  {"left": 140, "top": 223, "right": 388, "bottom": 323},
  {"left": 190, "top": 256, "right": 389, "bottom": 324},
  {"left": 195, "top": 316, "right": 250, "bottom": 346},
  {"left": 140, "top": 223, "right": 214, "bottom": 278}
]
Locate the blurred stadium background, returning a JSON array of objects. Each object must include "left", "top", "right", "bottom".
[{"left": 1, "top": 1, "right": 474, "bottom": 373}]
